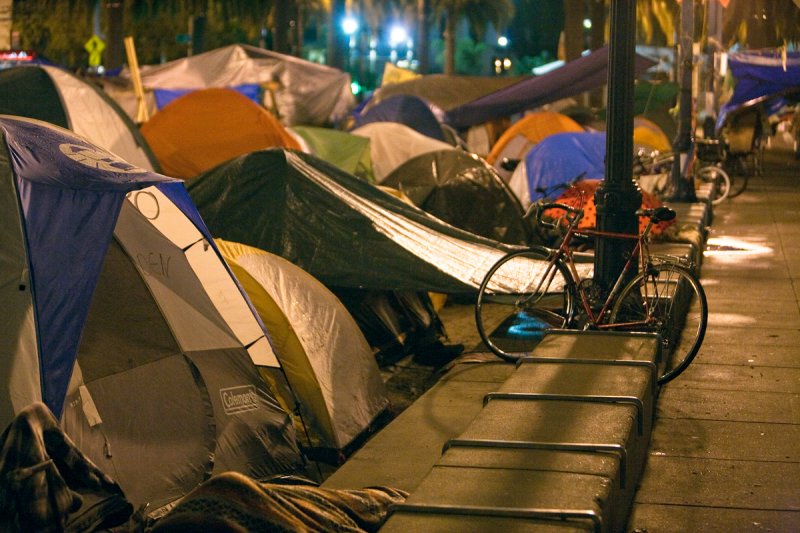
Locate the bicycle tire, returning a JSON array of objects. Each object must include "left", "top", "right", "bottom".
[
  {"left": 695, "top": 165, "right": 731, "bottom": 205},
  {"left": 724, "top": 156, "right": 749, "bottom": 198},
  {"left": 475, "top": 247, "right": 576, "bottom": 362},
  {"left": 609, "top": 262, "right": 707, "bottom": 385}
]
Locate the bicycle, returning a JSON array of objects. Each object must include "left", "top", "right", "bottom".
[
  {"left": 475, "top": 196, "right": 708, "bottom": 385},
  {"left": 634, "top": 139, "right": 731, "bottom": 206}
]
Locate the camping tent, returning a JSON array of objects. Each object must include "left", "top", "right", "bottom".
[
  {"left": 508, "top": 131, "right": 607, "bottom": 208},
  {"left": 716, "top": 49, "right": 800, "bottom": 131},
  {"left": 486, "top": 111, "right": 585, "bottom": 181},
  {"left": 188, "top": 149, "right": 472, "bottom": 360},
  {"left": 382, "top": 149, "right": 529, "bottom": 245},
  {"left": 187, "top": 148, "right": 517, "bottom": 295},
  {"left": 633, "top": 116, "right": 672, "bottom": 152},
  {"left": 140, "top": 88, "right": 301, "bottom": 180},
  {"left": 290, "top": 125, "right": 375, "bottom": 182},
  {"left": 350, "top": 122, "right": 454, "bottom": 182},
  {"left": 444, "top": 45, "right": 656, "bottom": 129},
  {"left": 370, "top": 73, "right": 527, "bottom": 112},
  {"left": 126, "top": 43, "right": 355, "bottom": 126},
  {"left": 0, "top": 116, "right": 302, "bottom": 512},
  {"left": 215, "top": 240, "right": 389, "bottom": 453},
  {"left": 352, "top": 94, "right": 446, "bottom": 142},
  {"left": 0, "top": 65, "right": 159, "bottom": 172}
]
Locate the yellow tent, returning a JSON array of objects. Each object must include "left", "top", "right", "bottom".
[
  {"left": 216, "top": 240, "right": 389, "bottom": 454},
  {"left": 633, "top": 116, "right": 671, "bottom": 152}
]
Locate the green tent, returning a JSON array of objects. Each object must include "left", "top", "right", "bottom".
[{"left": 291, "top": 125, "right": 375, "bottom": 182}]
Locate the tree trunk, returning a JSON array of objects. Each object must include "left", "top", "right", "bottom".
[
  {"left": 273, "top": 0, "right": 291, "bottom": 54},
  {"left": 562, "top": 0, "right": 585, "bottom": 61},
  {"left": 106, "top": 1, "right": 124, "bottom": 70},
  {"left": 444, "top": 8, "right": 456, "bottom": 75},
  {"left": 327, "top": 0, "right": 346, "bottom": 69},
  {"left": 417, "top": 0, "right": 429, "bottom": 73}
]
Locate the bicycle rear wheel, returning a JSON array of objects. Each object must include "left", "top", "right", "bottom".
[
  {"left": 724, "top": 155, "right": 749, "bottom": 198},
  {"left": 695, "top": 165, "right": 730, "bottom": 205},
  {"left": 610, "top": 262, "right": 707, "bottom": 385},
  {"left": 475, "top": 247, "right": 576, "bottom": 362}
]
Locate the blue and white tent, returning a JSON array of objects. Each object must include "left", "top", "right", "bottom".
[
  {"left": 0, "top": 116, "right": 301, "bottom": 512},
  {"left": 508, "top": 131, "right": 606, "bottom": 208}
]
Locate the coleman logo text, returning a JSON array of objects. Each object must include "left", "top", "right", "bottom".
[{"left": 220, "top": 386, "right": 259, "bottom": 415}]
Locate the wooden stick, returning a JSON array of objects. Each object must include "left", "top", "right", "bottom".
[{"left": 124, "top": 36, "right": 149, "bottom": 123}]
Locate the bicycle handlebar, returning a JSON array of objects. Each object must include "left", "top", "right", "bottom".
[{"left": 524, "top": 201, "right": 584, "bottom": 230}]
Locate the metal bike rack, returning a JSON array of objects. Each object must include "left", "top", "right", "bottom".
[
  {"left": 515, "top": 357, "right": 659, "bottom": 400},
  {"left": 442, "top": 438, "right": 628, "bottom": 490},
  {"left": 483, "top": 392, "right": 646, "bottom": 436},
  {"left": 389, "top": 502, "right": 603, "bottom": 533},
  {"left": 540, "top": 329, "right": 664, "bottom": 365}
]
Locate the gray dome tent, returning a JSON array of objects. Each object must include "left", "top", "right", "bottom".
[{"left": 382, "top": 149, "right": 530, "bottom": 245}]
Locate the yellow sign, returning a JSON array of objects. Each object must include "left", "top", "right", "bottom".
[{"left": 84, "top": 34, "right": 105, "bottom": 67}]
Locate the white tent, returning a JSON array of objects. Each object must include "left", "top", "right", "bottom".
[
  {"left": 125, "top": 44, "right": 355, "bottom": 126},
  {"left": 0, "top": 64, "right": 158, "bottom": 171},
  {"left": 217, "top": 240, "right": 389, "bottom": 452},
  {"left": 351, "top": 122, "right": 454, "bottom": 183}
]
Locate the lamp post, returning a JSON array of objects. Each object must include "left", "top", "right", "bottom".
[
  {"left": 593, "top": 0, "right": 642, "bottom": 292},
  {"left": 667, "top": 0, "right": 697, "bottom": 202}
]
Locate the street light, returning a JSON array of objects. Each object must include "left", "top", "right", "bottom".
[
  {"left": 389, "top": 25, "right": 408, "bottom": 49},
  {"left": 342, "top": 16, "right": 358, "bottom": 36}
]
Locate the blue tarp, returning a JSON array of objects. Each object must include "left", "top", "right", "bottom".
[
  {"left": 154, "top": 83, "right": 262, "bottom": 109},
  {"left": 716, "top": 50, "right": 800, "bottom": 131},
  {"left": 444, "top": 46, "right": 656, "bottom": 129},
  {"left": 351, "top": 94, "right": 446, "bottom": 141},
  {"left": 523, "top": 131, "right": 606, "bottom": 202}
]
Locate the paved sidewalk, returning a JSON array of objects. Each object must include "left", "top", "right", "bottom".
[
  {"left": 324, "top": 145, "right": 799, "bottom": 532},
  {"left": 626, "top": 147, "right": 800, "bottom": 532}
]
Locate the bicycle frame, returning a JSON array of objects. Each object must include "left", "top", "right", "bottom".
[{"left": 537, "top": 215, "right": 660, "bottom": 330}]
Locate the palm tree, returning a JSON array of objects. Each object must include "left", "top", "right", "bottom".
[
  {"left": 429, "top": 0, "right": 514, "bottom": 75},
  {"left": 722, "top": 0, "right": 800, "bottom": 49}
]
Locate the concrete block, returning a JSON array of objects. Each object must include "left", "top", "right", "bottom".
[{"left": 383, "top": 466, "right": 610, "bottom": 532}]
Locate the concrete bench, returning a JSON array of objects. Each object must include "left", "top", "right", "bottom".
[{"left": 326, "top": 331, "right": 660, "bottom": 532}]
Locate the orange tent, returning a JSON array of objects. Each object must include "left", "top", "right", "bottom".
[
  {"left": 486, "top": 111, "right": 584, "bottom": 167},
  {"left": 140, "top": 88, "right": 301, "bottom": 179},
  {"left": 547, "top": 179, "right": 675, "bottom": 238}
]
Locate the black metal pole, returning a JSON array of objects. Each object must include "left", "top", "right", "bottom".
[
  {"left": 594, "top": 0, "right": 642, "bottom": 292},
  {"left": 667, "top": 0, "right": 697, "bottom": 201}
]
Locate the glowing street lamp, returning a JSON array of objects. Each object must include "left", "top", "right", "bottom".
[
  {"left": 389, "top": 25, "right": 408, "bottom": 49},
  {"left": 342, "top": 16, "right": 358, "bottom": 35}
]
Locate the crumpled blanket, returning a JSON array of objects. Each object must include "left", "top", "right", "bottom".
[
  {"left": 148, "top": 472, "right": 408, "bottom": 533},
  {"left": 0, "top": 402, "right": 132, "bottom": 532}
]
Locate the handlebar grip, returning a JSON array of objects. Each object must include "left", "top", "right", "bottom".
[{"left": 636, "top": 206, "right": 676, "bottom": 223}]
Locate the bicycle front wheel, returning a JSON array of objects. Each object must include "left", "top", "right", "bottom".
[
  {"left": 475, "top": 247, "right": 576, "bottom": 362},
  {"left": 696, "top": 165, "right": 731, "bottom": 205},
  {"left": 609, "top": 263, "right": 707, "bottom": 385}
]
